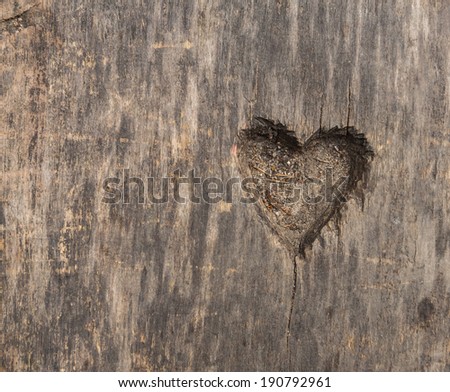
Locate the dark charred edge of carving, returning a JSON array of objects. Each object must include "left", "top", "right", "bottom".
[{"left": 237, "top": 117, "right": 300, "bottom": 149}]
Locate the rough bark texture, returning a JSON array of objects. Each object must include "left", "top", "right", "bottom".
[{"left": 1, "top": 0, "right": 449, "bottom": 371}]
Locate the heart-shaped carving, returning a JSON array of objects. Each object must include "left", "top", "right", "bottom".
[{"left": 235, "top": 117, "right": 373, "bottom": 255}]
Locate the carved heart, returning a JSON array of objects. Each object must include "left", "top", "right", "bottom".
[{"left": 235, "top": 117, "right": 373, "bottom": 255}]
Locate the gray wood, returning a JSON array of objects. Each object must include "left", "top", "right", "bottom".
[{"left": 1, "top": 0, "right": 449, "bottom": 371}]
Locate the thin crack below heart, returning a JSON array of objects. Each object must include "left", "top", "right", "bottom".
[{"left": 236, "top": 117, "right": 374, "bottom": 256}]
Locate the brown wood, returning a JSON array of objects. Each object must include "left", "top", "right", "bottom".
[{"left": 1, "top": 0, "right": 449, "bottom": 371}]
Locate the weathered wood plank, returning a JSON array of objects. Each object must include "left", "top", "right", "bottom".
[{"left": 1, "top": 0, "right": 449, "bottom": 371}]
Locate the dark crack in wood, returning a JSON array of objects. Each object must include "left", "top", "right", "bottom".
[{"left": 0, "top": 3, "right": 39, "bottom": 34}]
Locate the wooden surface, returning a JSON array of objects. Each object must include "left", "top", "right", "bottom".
[{"left": 1, "top": 0, "right": 449, "bottom": 371}]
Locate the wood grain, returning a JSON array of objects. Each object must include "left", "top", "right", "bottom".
[{"left": 1, "top": 0, "right": 449, "bottom": 371}]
